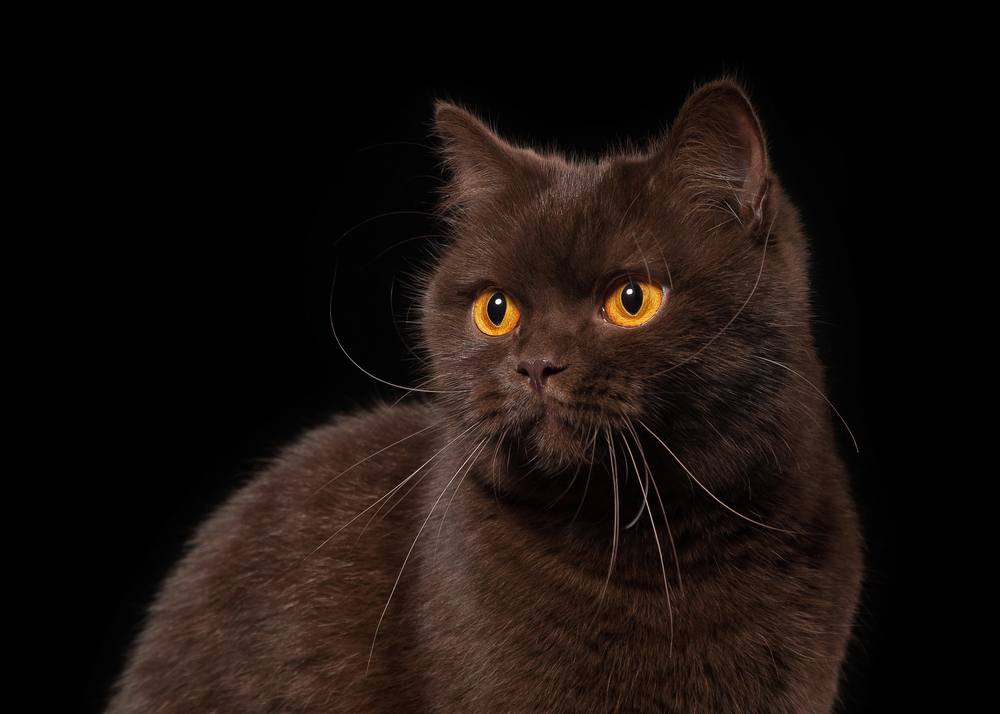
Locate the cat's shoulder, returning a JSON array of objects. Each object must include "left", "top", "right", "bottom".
[
  {"left": 253, "top": 399, "right": 438, "bottom": 503},
  {"left": 109, "top": 401, "right": 437, "bottom": 710},
  {"left": 161, "top": 399, "right": 438, "bottom": 589},
  {"left": 277, "top": 399, "right": 435, "bottom": 468}
]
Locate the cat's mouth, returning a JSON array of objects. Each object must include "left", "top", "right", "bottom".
[{"left": 508, "top": 397, "right": 604, "bottom": 471}]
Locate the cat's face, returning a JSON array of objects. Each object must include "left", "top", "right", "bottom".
[{"left": 422, "top": 82, "right": 809, "bottom": 487}]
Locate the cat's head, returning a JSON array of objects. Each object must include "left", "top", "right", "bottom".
[{"left": 421, "top": 80, "right": 811, "bottom": 492}]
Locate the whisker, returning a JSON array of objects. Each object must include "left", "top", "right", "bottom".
[
  {"left": 363, "top": 428, "right": 481, "bottom": 533},
  {"left": 653, "top": 214, "right": 774, "bottom": 378},
  {"left": 489, "top": 426, "right": 510, "bottom": 504},
  {"left": 329, "top": 265, "right": 467, "bottom": 395},
  {"left": 367, "top": 233, "right": 445, "bottom": 265},
  {"left": 651, "top": 240, "right": 674, "bottom": 292},
  {"left": 368, "top": 431, "right": 486, "bottom": 671},
  {"left": 571, "top": 426, "right": 599, "bottom": 524},
  {"left": 547, "top": 458, "right": 584, "bottom": 510},
  {"left": 434, "top": 438, "right": 489, "bottom": 549},
  {"left": 333, "top": 209, "right": 436, "bottom": 249},
  {"left": 302, "top": 421, "right": 481, "bottom": 563},
  {"left": 621, "top": 428, "right": 674, "bottom": 656},
  {"left": 753, "top": 354, "right": 859, "bottom": 453},
  {"left": 637, "top": 419, "right": 802, "bottom": 535},
  {"left": 387, "top": 278, "right": 426, "bottom": 365},
  {"left": 625, "top": 418, "right": 683, "bottom": 596},
  {"left": 599, "top": 427, "right": 621, "bottom": 602},
  {"left": 390, "top": 376, "right": 439, "bottom": 407},
  {"left": 617, "top": 189, "right": 654, "bottom": 286},
  {"left": 623, "top": 439, "right": 650, "bottom": 531},
  {"left": 310, "top": 423, "right": 437, "bottom": 497}
]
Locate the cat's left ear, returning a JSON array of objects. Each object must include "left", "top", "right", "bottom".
[
  {"left": 433, "top": 101, "right": 550, "bottom": 212},
  {"left": 658, "top": 80, "right": 770, "bottom": 232}
]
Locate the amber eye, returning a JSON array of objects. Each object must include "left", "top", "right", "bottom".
[
  {"left": 602, "top": 279, "right": 665, "bottom": 328},
  {"left": 473, "top": 290, "right": 521, "bottom": 336}
]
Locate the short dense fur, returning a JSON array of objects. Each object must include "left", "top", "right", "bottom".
[{"left": 111, "top": 80, "right": 862, "bottom": 712}]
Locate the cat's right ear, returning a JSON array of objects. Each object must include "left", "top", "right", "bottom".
[
  {"left": 655, "top": 80, "right": 770, "bottom": 234},
  {"left": 433, "top": 101, "right": 548, "bottom": 212}
]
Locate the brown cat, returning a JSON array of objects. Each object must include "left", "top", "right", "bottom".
[{"left": 110, "top": 79, "right": 862, "bottom": 712}]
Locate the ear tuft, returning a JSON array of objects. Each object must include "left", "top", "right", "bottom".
[
  {"left": 433, "top": 100, "right": 553, "bottom": 214},
  {"left": 433, "top": 100, "right": 493, "bottom": 155},
  {"left": 663, "top": 79, "right": 770, "bottom": 231},
  {"left": 433, "top": 101, "right": 525, "bottom": 211}
]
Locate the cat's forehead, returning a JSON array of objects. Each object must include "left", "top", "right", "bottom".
[{"left": 452, "top": 164, "right": 662, "bottom": 295}]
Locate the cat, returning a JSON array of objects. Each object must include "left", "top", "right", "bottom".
[{"left": 110, "top": 79, "right": 862, "bottom": 713}]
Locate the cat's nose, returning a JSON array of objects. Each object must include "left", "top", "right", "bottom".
[{"left": 515, "top": 359, "right": 566, "bottom": 393}]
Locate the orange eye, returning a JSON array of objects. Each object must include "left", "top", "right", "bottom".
[
  {"left": 602, "top": 279, "right": 665, "bottom": 328},
  {"left": 473, "top": 290, "right": 521, "bottom": 336}
]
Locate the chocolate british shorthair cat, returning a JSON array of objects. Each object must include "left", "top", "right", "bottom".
[{"left": 111, "top": 79, "right": 862, "bottom": 712}]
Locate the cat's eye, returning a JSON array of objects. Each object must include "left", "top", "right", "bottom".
[
  {"left": 602, "top": 279, "right": 665, "bottom": 328},
  {"left": 473, "top": 290, "right": 521, "bottom": 336}
]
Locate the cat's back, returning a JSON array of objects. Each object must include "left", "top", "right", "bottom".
[{"left": 109, "top": 401, "right": 437, "bottom": 712}]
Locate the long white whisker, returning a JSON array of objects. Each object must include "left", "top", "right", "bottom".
[
  {"left": 753, "top": 355, "right": 859, "bottom": 453},
  {"left": 617, "top": 189, "right": 655, "bottom": 287},
  {"left": 625, "top": 418, "right": 683, "bottom": 595},
  {"left": 303, "top": 421, "right": 481, "bottom": 562},
  {"left": 363, "top": 427, "right": 483, "bottom": 532},
  {"left": 390, "top": 376, "right": 438, "bottom": 407},
  {"left": 489, "top": 426, "right": 508, "bottom": 504},
  {"left": 637, "top": 419, "right": 801, "bottom": 535},
  {"left": 333, "top": 209, "right": 436, "bottom": 248},
  {"left": 654, "top": 215, "right": 773, "bottom": 377},
  {"left": 311, "top": 423, "right": 436, "bottom": 497},
  {"left": 621, "top": 428, "right": 673, "bottom": 656},
  {"left": 571, "top": 426, "right": 599, "bottom": 524},
  {"left": 623, "top": 441, "right": 650, "bottom": 531},
  {"left": 367, "top": 433, "right": 486, "bottom": 671},
  {"left": 435, "top": 438, "right": 489, "bottom": 548},
  {"left": 600, "top": 428, "right": 621, "bottom": 602},
  {"left": 329, "top": 266, "right": 465, "bottom": 394}
]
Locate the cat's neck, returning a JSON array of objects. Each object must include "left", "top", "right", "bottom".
[{"left": 429, "top": 420, "right": 828, "bottom": 590}]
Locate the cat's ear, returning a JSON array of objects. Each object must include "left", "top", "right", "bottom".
[
  {"left": 433, "top": 101, "right": 549, "bottom": 212},
  {"left": 659, "top": 80, "right": 769, "bottom": 231}
]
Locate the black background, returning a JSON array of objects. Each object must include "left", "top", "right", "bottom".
[{"left": 32, "top": 48, "right": 986, "bottom": 711}]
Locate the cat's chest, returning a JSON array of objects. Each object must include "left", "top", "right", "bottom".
[
  {"left": 401, "top": 474, "right": 829, "bottom": 712},
  {"left": 407, "top": 490, "right": 691, "bottom": 710},
  {"left": 414, "top": 567, "right": 672, "bottom": 711}
]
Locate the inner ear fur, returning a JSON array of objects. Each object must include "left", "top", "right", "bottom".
[
  {"left": 433, "top": 101, "right": 553, "bottom": 214},
  {"left": 661, "top": 80, "right": 770, "bottom": 232}
]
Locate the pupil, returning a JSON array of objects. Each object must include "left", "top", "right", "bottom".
[
  {"left": 487, "top": 292, "right": 506, "bottom": 325},
  {"left": 621, "top": 282, "right": 643, "bottom": 315}
]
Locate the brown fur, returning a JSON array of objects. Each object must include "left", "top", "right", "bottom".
[{"left": 111, "top": 80, "right": 862, "bottom": 712}]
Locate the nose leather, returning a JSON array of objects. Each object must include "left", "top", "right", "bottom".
[{"left": 516, "top": 359, "right": 566, "bottom": 393}]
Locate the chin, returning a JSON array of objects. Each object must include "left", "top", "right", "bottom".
[{"left": 517, "top": 409, "right": 597, "bottom": 473}]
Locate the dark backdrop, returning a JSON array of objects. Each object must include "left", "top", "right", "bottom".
[{"left": 33, "top": 50, "right": 983, "bottom": 711}]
